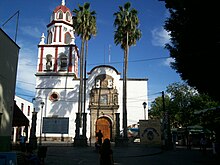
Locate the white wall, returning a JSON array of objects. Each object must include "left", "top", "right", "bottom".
[
  {"left": 117, "top": 79, "right": 148, "bottom": 130},
  {"left": 87, "top": 66, "right": 148, "bottom": 131},
  {"left": 34, "top": 64, "right": 149, "bottom": 142},
  {"left": 35, "top": 76, "right": 79, "bottom": 139},
  {"left": 127, "top": 79, "right": 148, "bottom": 125},
  {"left": 14, "top": 95, "right": 33, "bottom": 122},
  {"left": 14, "top": 96, "right": 33, "bottom": 141}
]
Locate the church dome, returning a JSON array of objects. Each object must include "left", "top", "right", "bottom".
[
  {"left": 53, "top": 4, "right": 71, "bottom": 14},
  {"left": 50, "top": 0, "right": 72, "bottom": 23}
]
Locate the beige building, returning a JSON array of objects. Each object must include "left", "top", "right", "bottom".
[{"left": 0, "top": 28, "right": 20, "bottom": 151}]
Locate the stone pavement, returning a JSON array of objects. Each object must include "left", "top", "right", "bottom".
[{"left": 42, "top": 142, "right": 219, "bottom": 165}]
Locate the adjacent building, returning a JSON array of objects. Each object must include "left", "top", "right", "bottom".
[
  {"left": 0, "top": 28, "right": 20, "bottom": 151},
  {"left": 13, "top": 96, "right": 33, "bottom": 143}
]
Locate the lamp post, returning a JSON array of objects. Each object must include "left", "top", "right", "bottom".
[
  {"left": 162, "top": 91, "right": 172, "bottom": 149},
  {"left": 39, "top": 101, "right": 44, "bottom": 146},
  {"left": 29, "top": 98, "right": 38, "bottom": 149},
  {"left": 142, "top": 102, "right": 147, "bottom": 120}
]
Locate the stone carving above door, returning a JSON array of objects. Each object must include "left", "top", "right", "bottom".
[
  {"left": 89, "top": 74, "right": 119, "bottom": 109},
  {"left": 94, "top": 74, "right": 113, "bottom": 89}
]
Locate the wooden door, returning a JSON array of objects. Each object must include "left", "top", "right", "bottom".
[{"left": 96, "top": 117, "right": 111, "bottom": 141}]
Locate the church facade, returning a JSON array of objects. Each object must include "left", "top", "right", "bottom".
[{"left": 34, "top": 1, "right": 148, "bottom": 143}]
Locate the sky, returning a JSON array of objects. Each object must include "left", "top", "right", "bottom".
[{"left": 0, "top": 0, "right": 182, "bottom": 106}]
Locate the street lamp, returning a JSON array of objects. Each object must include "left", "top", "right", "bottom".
[
  {"left": 142, "top": 102, "right": 147, "bottom": 120},
  {"left": 29, "top": 98, "right": 38, "bottom": 149},
  {"left": 39, "top": 101, "right": 44, "bottom": 145}
]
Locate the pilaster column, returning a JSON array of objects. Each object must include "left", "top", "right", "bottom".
[
  {"left": 115, "top": 113, "right": 120, "bottom": 138},
  {"left": 29, "top": 112, "right": 38, "bottom": 149},
  {"left": 74, "top": 113, "right": 87, "bottom": 147},
  {"left": 74, "top": 113, "right": 80, "bottom": 139},
  {"left": 82, "top": 113, "right": 87, "bottom": 139}
]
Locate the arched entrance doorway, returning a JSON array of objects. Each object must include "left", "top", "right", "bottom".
[{"left": 96, "top": 117, "right": 111, "bottom": 141}]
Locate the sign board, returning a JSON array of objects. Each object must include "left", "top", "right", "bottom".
[
  {"left": 139, "top": 119, "right": 161, "bottom": 146},
  {"left": 42, "top": 117, "right": 69, "bottom": 134},
  {"left": 0, "top": 152, "right": 17, "bottom": 165}
]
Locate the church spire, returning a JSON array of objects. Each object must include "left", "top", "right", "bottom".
[{"left": 61, "top": 0, "right": 65, "bottom": 6}]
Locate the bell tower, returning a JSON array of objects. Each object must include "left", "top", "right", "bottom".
[
  {"left": 34, "top": 0, "right": 79, "bottom": 142},
  {"left": 37, "top": 0, "right": 78, "bottom": 75}
]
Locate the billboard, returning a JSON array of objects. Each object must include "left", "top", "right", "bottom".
[
  {"left": 42, "top": 117, "right": 69, "bottom": 134},
  {"left": 139, "top": 119, "right": 161, "bottom": 145}
]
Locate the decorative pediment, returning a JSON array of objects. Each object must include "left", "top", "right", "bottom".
[
  {"left": 89, "top": 74, "right": 118, "bottom": 109},
  {"left": 94, "top": 74, "right": 113, "bottom": 89}
]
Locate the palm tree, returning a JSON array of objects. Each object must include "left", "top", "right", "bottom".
[
  {"left": 73, "top": 2, "right": 97, "bottom": 139},
  {"left": 113, "top": 2, "right": 141, "bottom": 139}
]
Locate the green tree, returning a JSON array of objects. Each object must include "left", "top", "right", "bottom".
[
  {"left": 73, "top": 3, "right": 97, "bottom": 135},
  {"left": 166, "top": 82, "right": 199, "bottom": 127},
  {"left": 149, "top": 82, "right": 219, "bottom": 128},
  {"left": 161, "top": 0, "right": 220, "bottom": 101},
  {"left": 149, "top": 94, "right": 170, "bottom": 120},
  {"left": 113, "top": 2, "right": 141, "bottom": 138},
  {"left": 192, "top": 94, "right": 220, "bottom": 132}
]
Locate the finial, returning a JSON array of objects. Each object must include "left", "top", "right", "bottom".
[
  {"left": 39, "top": 33, "right": 45, "bottom": 45},
  {"left": 61, "top": 0, "right": 65, "bottom": 6},
  {"left": 70, "top": 36, "right": 75, "bottom": 45}
]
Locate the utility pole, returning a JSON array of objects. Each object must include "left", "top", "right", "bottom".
[
  {"left": 162, "top": 91, "right": 172, "bottom": 149},
  {"left": 1, "top": 10, "right": 20, "bottom": 42}
]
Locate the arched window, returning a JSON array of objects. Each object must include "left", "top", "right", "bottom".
[
  {"left": 64, "top": 32, "right": 71, "bottom": 44},
  {"left": 47, "top": 32, "right": 52, "bottom": 44},
  {"left": 57, "top": 11, "right": 63, "bottom": 19},
  {"left": 59, "top": 54, "right": 67, "bottom": 70},
  {"left": 66, "top": 12, "right": 71, "bottom": 22},
  {"left": 46, "top": 54, "right": 53, "bottom": 71}
]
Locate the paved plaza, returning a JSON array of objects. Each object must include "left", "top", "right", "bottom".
[{"left": 42, "top": 143, "right": 219, "bottom": 165}]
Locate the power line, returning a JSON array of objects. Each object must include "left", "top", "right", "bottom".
[
  {"left": 18, "top": 63, "right": 36, "bottom": 66},
  {"left": 17, "top": 80, "right": 36, "bottom": 86},
  {"left": 15, "top": 93, "right": 35, "bottom": 98},
  {"left": 88, "top": 56, "right": 170, "bottom": 66},
  {"left": 18, "top": 56, "right": 171, "bottom": 67},
  {"left": 148, "top": 91, "right": 163, "bottom": 96},
  {"left": 16, "top": 86, "right": 35, "bottom": 93}
]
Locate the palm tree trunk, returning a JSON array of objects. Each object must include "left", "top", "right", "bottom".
[
  {"left": 83, "top": 41, "right": 88, "bottom": 114},
  {"left": 82, "top": 40, "right": 88, "bottom": 138},
  {"left": 123, "top": 32, "right": 129, "bottom": 139},
  {"left": 78, "top": 38, "right": 85, "bottom": 128}
]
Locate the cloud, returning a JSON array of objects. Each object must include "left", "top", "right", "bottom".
[
  {"left": 20, "top": 26, "right": 42, "bottom": 38},
  {"left": 151, "top": 27, "right": 170, "bottom": 47},
  {"left": 163, "top": 57, "right": 175, "bottom": 66},
  {"left": 16, "top": 40, "right": 37, "bottom": 94},
  {"left": 151, "top": 27, "right": 174, "bottom": 67}
]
